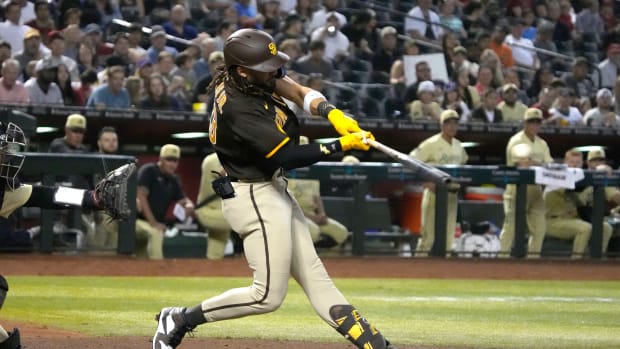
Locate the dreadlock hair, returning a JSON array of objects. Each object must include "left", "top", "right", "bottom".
[{"left": 206, "top": 65, "right": 272, "bottom": 97}]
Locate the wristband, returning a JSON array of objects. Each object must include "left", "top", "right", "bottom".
[
  {"left": 303, "top": 90, "right": 325, "bottom": 114},
  {"left": 317, "top": 100, "right": 336, "bottom": 119}
]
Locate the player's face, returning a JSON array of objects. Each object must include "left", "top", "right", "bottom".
[
  {"left": 159, "top": 157, "right": 179, "bottom": 175},
  {"left": 441, "top": 119, "right": 459, "bottom": 138},
  {"left": 97, "top": 132, "right": 118, "bottom": 154},
  {"left": 524, "top": 119, "right": 541, "bottom": 135},
  {"left": 588, "top": 158, "right": 605, "bottom": 169},
  {"left": 244, "top": 68, "right": 278, "bottom": 92},
  {"left": 565, "top": 154, "right": 583, "bottom": 169}
]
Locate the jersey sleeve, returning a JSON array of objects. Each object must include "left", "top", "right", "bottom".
[{"left": 137, "top": 165, "right": 156, "bottom": 190}]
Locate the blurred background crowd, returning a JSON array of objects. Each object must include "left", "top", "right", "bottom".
[{"left": 0, "top": 0, "right": 619, "bottom": 124}]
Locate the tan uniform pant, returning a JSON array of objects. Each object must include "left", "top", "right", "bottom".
[
  {"left": 195, "top": 205, "right": 232, "bottom": 260},
  {"left": 499, "top": 185, "right": 546, "bottom": 258},
  {"left": 306, "top": 217, "right": 349, "bottom": 245},
  {"left": 89, "top": 212, "right": 118, "bottom": 249},
  {"left": 198, "top": 175, "right": 348, "bottom": 328},
  {"left": 135, "top": 219, "right": 164, "bottom": 260},
  {"left": 546, "top": 218, "right": 613, "bottom": 258},
  {"left": 416, "top": 188, "right": 458, "bottom": 257}
]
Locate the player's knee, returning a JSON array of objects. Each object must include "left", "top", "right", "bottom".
[
  {"left": 0, "top": 328, "right": 22, "bottom": 349},
  {"left": 251, "top": 284, "right": 286, "bottom": 313}
]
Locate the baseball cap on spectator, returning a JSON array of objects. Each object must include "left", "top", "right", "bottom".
[
  {"left": 440, "top": 109, "right": 459, "bottom": 123},
  {"left": 35, "top": 58, "right": 59, "bottom": 72},
  {"left": 596, "top": 88, "right": 613, "bottom": 99},
  {"left": 324, "top": 11, "right": 347, "bottom": 27},
  {"left": 48, "top": 30, "right": 64, "bottom": 41},
  {"left": 587, "top": 148, "right": 606, "bottom": 161},
  {"left": 453, "top": 45, "right": 467, "bottom": 55},
  {"left": 208, "top": 51, "right": 224, "bottom": 64},
  {"left": 502, "top": 83, "right": 519, "bottom": 93},
  {"left": 150, "top": 25, "right": 166, "bottom": 39},
  {"left": 380, "top": 26, "right": 397, "bottom": 38},
  {"left": 523, "top": 108, "right": 543, "bottom": 121},
  {"left": 573, "top": 56, "right": 589, "bottom": 67},
  {"left": 24, "top": 27, "right": 41, "bottom": 40},
  {"left": 65, "top": 113, "right": 87, "bottom": 131},
  {"left": 160, "top": 144, "right": 181, "bottom": 159},
  {"left": 85, "top": 23, "right": 102, "bottom": 35},
  {"left": 444, "top": 81, "right": 458, "bottom": 92},
  {"left": 417, "top": 80, "right": 435, "bottom": 94}
]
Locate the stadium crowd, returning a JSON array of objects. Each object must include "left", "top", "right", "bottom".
[{"left": 0, "top": 0, "right": 618, "bottom": 123}]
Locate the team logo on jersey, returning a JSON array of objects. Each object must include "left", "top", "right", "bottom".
[
  {"left": 274, "top": 106, "right": 288, "bottom": 128},
  {"left": 268, "top": 42, "right": 277, "bottom": 56}
]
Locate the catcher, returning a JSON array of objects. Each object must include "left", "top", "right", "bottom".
[{"left": 0, "top": 122, "right": 135, "bottom": 241}]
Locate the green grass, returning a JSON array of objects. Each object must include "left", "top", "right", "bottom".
[{"left": 2, "top": 277, "right": 620, "bottom": 348}]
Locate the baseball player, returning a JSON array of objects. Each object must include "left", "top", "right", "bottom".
[
  {"left": 0, "top": 122, "right": 134, "bottom": 223},
  {"left": 500, "top": 108, "right": 553, "bottom": 258},
  {"left": 409, "top": 109, "right": 468, "bottom": 257},
  {"left": 0, "top": 274, "right": 21, "bottom": 349},
  {"left": 153, "top": 29, "right": 395, "bottom": 349},
  {"left": 195, "top": 152, "right": 232, "bottom": 259},
  {"left": 544, "top": 149, "right": 614, "bottom": 258}
]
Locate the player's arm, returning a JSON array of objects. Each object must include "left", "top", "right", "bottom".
[
  {"left": 274, "top": 76, "right": 362, "bottom": 136},
  {"left": 137, "top": 187, "right": 164, "bottom": 231}
]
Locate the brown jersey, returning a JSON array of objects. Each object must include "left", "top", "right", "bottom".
[{"left": 209, "top": 82, "right": 300, "bottom": 180}]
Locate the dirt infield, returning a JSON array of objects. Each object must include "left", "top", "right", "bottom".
[{"left": 1, "top": 254, "right": 619, "bottom": 349}]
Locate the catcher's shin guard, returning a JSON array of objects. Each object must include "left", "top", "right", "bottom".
[
  {"left": 330, "top": 304, "right": 392, "bottom": 349},
  {"left": 0, "top": 328, "right": 22, "bottom": 349}
]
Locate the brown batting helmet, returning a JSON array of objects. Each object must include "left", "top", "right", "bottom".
[{"left": 224, "top": 29, "right": 289, "bottom": 72}]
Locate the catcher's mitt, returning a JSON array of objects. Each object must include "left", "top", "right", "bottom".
[{"left": 94, "top": 163, "right": 137, "bottom": 220}]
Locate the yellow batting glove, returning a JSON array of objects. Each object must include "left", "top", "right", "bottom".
[
  {"left": 339, "top": 131, "right": 375, "bottom": 151},
  {"left": 327, "top": 109, "right": 362, "bottom": 136}
]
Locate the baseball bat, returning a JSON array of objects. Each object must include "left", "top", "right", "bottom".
[{"left": 366, "top": 139, "right": 460, "bottom": 190}]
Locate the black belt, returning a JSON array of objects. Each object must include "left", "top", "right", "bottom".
[{"left": 228, "top": 176, "right": 272, "bottom": 183}]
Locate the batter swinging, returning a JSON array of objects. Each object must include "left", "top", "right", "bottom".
[{"left": 153, "top": 29, "right": 396, "bottom": 349}]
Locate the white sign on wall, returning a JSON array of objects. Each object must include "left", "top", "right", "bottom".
[{"left": 403, "top": 53, "right": 449, "bottom": 86}]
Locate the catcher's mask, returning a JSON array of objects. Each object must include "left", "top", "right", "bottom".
[
  {"left": 224, "top": 28, "right": 289, "bottom": 77},
  {"left": 0, "top": 122, "right": 26, "bottom": 190}
]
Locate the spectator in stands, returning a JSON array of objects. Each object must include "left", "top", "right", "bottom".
[
  {"left": 141, "top": 72, "right": 183, "bottom": 111},
  {"left": 61, "top": 7, "right": 81, "bottom": 29},
  {"left": 192, "top": 51, "right": 223, "bottom": 106},
  {"left": 235, "top": 0, "right": 261, "bottom": 29},
  {"left": 146, "top": 25, "right": 178, "bottom": 64},
  {"left": 473, "top": 65, "right": 495, "bottom": 96},
  {"left": 46, "top": 30, "right": 79, "bottom": 82},
  {"left": 0, "top": 41, "right": 11, "bottom": 71},
  {"left": 135, "top": 144, "right": 194, "bottom": 259},
  {"left": 76, "top": 42, "right": 99, "bottom": 75},
  {"left": 274, "top": 14, "right": 307, "bottom": 48},
  {"left": 403, "top": 60, "right": 433, "bottom": 105},
  {"left": 600, "top": 1, "right": 617, "bottom": 31},
  {"left": 547, "top": 88, "right": 584, "bottom": 126},
  {"left": 504, "top": 67, "right": 530, "bottom": 105},
  {"left": 307, "top": 0, "right": 346, "bottom": 34},
  {"left": 451, "top": 46, "right": 477, "bottom": 83},
  {"left": 584, "top": 88, "right": 620, "bottom": 127},
  {"left": 505, "top": 17, "right": 538, "bottom": 70},
  {"left": 409, "top": 80, "right": 442, "bottom": 121},
  {"left": 118, "top": 0, "right": 144, "bottom": 24},
  {"left": 341, "top": 9, "right": 378, "bottom": 54},
  {"left": 562, "top": 57, "right": 595, "bottom": 99},
  {"left": 278, "top": 38, "right": 303, "bottom": 71},
  {"left": 171, "top": 51, "right": 196, "bottom": 92},
  {"left": 470, "top": 88, "right": 503, "bottom": 123},
  {"left": 527, "top": 65, "right": 554, "bottom": 100},
  {"left": 25, "top": 0, "right": 55, "bottom": 44},
  {"left": 75, "top": 69, "right": 98, "bottom": 104},
  {"left": 310, "top": 12, "right": 349, "bottom": 62},
  {"left": 193, "top": 37, "right": 216, "bottom": 80},
  {"left": 213, "top": 21, "right": 235, "bottom": 51},
  {"left": 389, "top": 39, "right": 419, "bottom": 85},
  {"left": 257, "top": 0, "right": 282, "bottom": 35},
  {"left": 60, "top": 24, "right": 81, "bottom": 61},
  {"left": 500, "top": 108, "right": 552, "bottom": 258},
  {"left": 546, "top": 0, "right": 574, "bottom": 49},
  {"left": 0, "top": 59, "right": 29, "bottom": 104},
  {"left": 439, "top": 0, "right": 465, "bottom": 39},
  {"left": 575, "top": 0, "right": 604, "bottom": 43},
  {"left": 124, "top": 75, "right": 142, "bottom": 107},
  {"left": 462, "top": 1, "right": 486, "bottom": 35},
  {"left": 291, "top": 40, "right": 333, "bottom": 78},
  {"left": 110, "top": 33, "right": 133, "bottom": 72},
  {"left": 410, "top": 110, "right": 468, "bottom": 257},
  {"left": 489, "top": 24, "right": 514, "bottom": 69},
  {"left": 405, "top": 0, "right": 443, "bottom": 49},
  {"left": 24, "top": 57, "right": 63, "bottom": 104},
  {"left": 163, "top": 4, "right": 198, "bottom": 52},
  {"left": 86, "top": 65, "right": 130, "bottom": 108},
  {"left": 0, "top": 1, "right": 30, "bottom": 54},
  {"left": 533, "top": 20, "right": 562, "bottom": 70},
  {"left": 83, "top": 24, "right": 112, "bottom": 66},
  {"left": 13, "top": 28, "right": 47, "bottom": 76},
  {"left": 480, "top": 48, "right": 505, "bottom": 87},
  {"left": 370, "top": 26, "right": 400, "bottom": 84},
  {"left": 56, "top": 62, "right": 82, "bottom": 106},
  {"left": 598, "top": 43, "right": 620, "bottom": 89},
  {"left": 442, "top": 81, "right": 470, "bottom": 121},
  {"left": 126, "top": 23, "right": 146, "bottom": 56},
  {"left": 456, "top": 66, "right": 480, "bottom": 110},
  {"left": 544, "top": 149, "right": 613, "bottom": 258},
  {"left": 195, "top": 152, "right": 233, "bottom": 259},
  {"left": 498, "top": 83, "right": 528, "bottom": 123}
]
